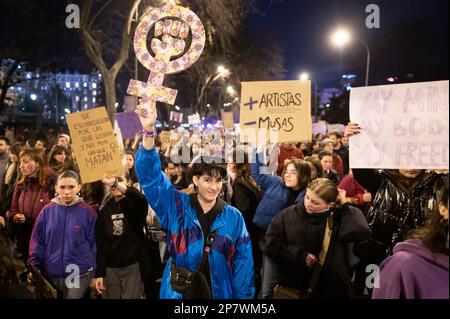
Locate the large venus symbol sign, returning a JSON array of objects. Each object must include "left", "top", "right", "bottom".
[{"left": 127, "top": 4, "right": 205, "bottom": 112}]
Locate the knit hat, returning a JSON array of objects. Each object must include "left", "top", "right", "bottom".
[{"left": 321, "top": 138, "right": 334, "bottom": 148}]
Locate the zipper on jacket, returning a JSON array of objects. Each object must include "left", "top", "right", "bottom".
[{"left": 61, "top": 207, "right": 67, "bottom": 276}]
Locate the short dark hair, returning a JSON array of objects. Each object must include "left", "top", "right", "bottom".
[
  {"left": 0, "top": 136, "right": 10, "bottom": 145},
  {"left": 189, "top": 156, "right": 227, "bottom": 180},
  {"left": 329, "top": 131, "right": 342, "bottom": 139},
  {"left": 318, "top": 151, "right": 333, "bottom": 160}
]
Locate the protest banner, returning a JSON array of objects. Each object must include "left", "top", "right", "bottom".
[
  {"left": 239, "top": 80, "right": 311, "bottom": 144},
  {"left": 327, "top": 123, "right": 344, "bottom": 134},
  {"left": 349, "top": 80, "right": 449, "bottom": 169},
  {"left": 66, "top": 107, "right": 124, "bottom": 183},
  {"left": 116, "top": 111, "right": 143, "bottom": 140},
  {"left": 221, "top": 110, "right": 234, "bottom": 129},
  {"left": 188, "top": 113, "right": 201, "bottom": 126},
  {"left": 170, "top": 111, "right": 183, "bottom": 123},
  {"left": 312, "top": 121, "right": 327, "bottom": 136}
]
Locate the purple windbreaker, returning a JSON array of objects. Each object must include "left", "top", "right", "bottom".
[{"left": 28, "top": 197, "right": 97, "bottom": 279}]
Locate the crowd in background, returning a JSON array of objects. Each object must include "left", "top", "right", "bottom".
[{"left": 0, "top": 121, "right": 448, "bottom": 299}]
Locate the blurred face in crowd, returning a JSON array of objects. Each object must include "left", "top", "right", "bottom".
[
  {"left": 304, "top": 189, "right": 334, "bottom": 214},
  {"left": 439, "top": 201, "right": 449, "bottom": 221},
  {"left": 19, "top": 155, "right": 40, "bottom": 177},
  {"left": 166, "top": 163, "right": 178, "bottom": 177},
  {"left": 312, "top": 141, "right": 321, "bottom": 151},
  {"left": 320, "top": 155, "right": 333, "bottom": 172},
  {"left": 57, "top": 137, "right": 69, "bottom": 148},
  {"left": 284, "top": 143, "right": 293, "bottom": 149},
  {"left": 398, "top": 169, "right": 423, "bottom": 179},
  {"left": 56, "top": 177, "right": 80, "bottom": 205},
  {"left": 193, "top": 173, "right": 224, "bottom": 204},
  {"left": 341, "top": 136, "right": 349, "bottom": 147},
  {"left": 126, "top": 154, "right": 134, "bottom": 169},
  {"left": 0, "top": 139, "right": 8, "bottom": 154},
  {"left": 283, "top": 163, "right": 299, "bottom": 189},
  {"left": 54, "top": 151, "right": 66, "bottom": 164},
  {"left": 329, "top": 134, "right": 341, "bottom": 147},
  {"left": 323, "top": 142, "right": 334, "bottom": 153},
  {"left": 35, "top": 140, "right": 45, "bottom": 151}
]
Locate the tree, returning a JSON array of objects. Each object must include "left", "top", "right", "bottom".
[{"left": 80, "top": 0, "right": 145, "bottom": 123}]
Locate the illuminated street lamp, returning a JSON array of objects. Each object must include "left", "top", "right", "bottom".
[{"left": 330, "top": 28, "right": 370, "bottom": 86}]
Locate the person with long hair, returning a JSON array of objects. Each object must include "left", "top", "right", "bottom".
[
  {"left": 372, "top": 178, "right": 449, "bottom": 299},
  {"left": 47, "top": 145, "right": 78, "bottom": 176},
  {"left": 228, "top": 147, "right": 263, "bottom": 296},
  {"left": 7, "top": 148, "right": 56, "bottom": 267},
  {"left": 265, "top": 178, "right": 371, "bottom": 298}
]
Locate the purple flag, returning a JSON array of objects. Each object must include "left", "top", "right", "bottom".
[{"left": 116, "top": 111, "right": 143, "bottom": 140}]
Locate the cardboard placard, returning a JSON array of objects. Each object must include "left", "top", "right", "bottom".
[
  {"left": 239, "top": 80, "right": 311, "bottom": 144},
  {"left": 66, "top": 107, "right": 124, "bottom": 183},
  {"left": 349, "top": 80, "right": 449, "bottom": 169},
  {"left": 221, "top": 110, "right": 234, "bottom": 129}
]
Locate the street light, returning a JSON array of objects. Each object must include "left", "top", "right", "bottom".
[
  {"left": 299, "top": 72, "right": 318, "bottom": 121},
  {"left": 330, "top": 28, "right": 370, "bottom": 86}
]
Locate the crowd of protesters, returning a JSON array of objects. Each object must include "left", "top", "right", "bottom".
[{"left": 0, "top": 117, "right": 448, "bottom": 299}]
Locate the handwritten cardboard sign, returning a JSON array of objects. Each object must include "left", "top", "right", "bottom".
[
  {"left": 116, "top": 111, "right": 143, "bottom": 140},
  {"left": 66, "top": 107, "right": 124, "bottom": 183},
  {"left": 349, "top": 80, "right": 449, "bottom": 169},
  {"left": 239, "top": 80, "right": 311, "bottom": 144}
]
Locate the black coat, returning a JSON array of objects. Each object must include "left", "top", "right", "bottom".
[
  {"left": 265, "top": 199, "right": 371, "bottom": 298},
  {"left": 353, "top": 169, "right": 448, "bottom": 264}
]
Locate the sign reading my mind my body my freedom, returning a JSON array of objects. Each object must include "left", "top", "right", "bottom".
[
  {"left": 66, "top": 107, "right": 124, "bottom": 183},
  {"left": 239, "top": 80, "right": 312, "bottom": 144},
  {"left": 349, "top": 80, "right": 449, "bottom": 169}
]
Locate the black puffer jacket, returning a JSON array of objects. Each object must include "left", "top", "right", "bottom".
[
  {"left": 265, "top": 200, "right": 371, "bottom": 298},
  {"left": 353, "top": 169, "right": 448, "bottom": 263}
]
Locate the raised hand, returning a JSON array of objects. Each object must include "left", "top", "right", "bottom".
[
  {"left": 135, "top": 101, "right": 157, "bottom": 131},
  {"left": 344, "top": 122, "right": 361, "bottom": 137}
]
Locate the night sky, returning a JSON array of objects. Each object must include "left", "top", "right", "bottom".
[
  {"left": 247, "top": 0, "right": 449, "bottom": 88},
  {"left": 1, "top": 0, "right": 448, "bottom": 89}
]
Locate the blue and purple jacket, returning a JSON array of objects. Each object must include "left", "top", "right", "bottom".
[{"left": 135, "top": 147, "right": 255, "bottom": 299}]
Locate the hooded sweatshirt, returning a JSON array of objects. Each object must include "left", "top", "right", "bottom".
[
  {"left": 28, "top": 196, "right": 97, "bottom": 278},
  {"left": 372, "top": 239, "right": 449, "bottom": 299}
]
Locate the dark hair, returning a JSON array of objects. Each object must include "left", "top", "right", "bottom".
[
  {"left": 57, "top": 170, "right": 80, "bottom": 184},
  {"left": 230, "top": 148, "right": 260, "bottom": 191},
  {"left": 189, "top": 156, "right": 227, "bottom": 180},
  {"left": 0, "top": 235, "right": 19, "bottom": 285},
  {"left": 10, "top": 142, "right": 24, "bottom": 157},
  {"left": 408, "top": 177, "right": 449, "bottom": 255},
  {"left": 308, "top": 178, "right": 339, "bottom": 204},
  {"left": 305, "top": 156, "right": 323, "bottom": 179},
  {"left": 0, "top": 136, "right": 10, "bottom": 145},
  {"left": 48, "top": 145, "right": 67, "bottom": 170},
  {"left": 318, "top": 150, "right": 333, "bottom": 160},
  {"left": 329, "top": 131, "right": 342, "bottom": 139},
  {"left": 282, "top": 159, "right": 311, "bottom": 191}
]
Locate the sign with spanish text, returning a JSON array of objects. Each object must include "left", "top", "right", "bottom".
[
  {"left": 66, "top": 107, "right": 124, "bottom": 183},
  {"left": 239, "top": 80, "right": 311, "bottom": 144},
  {"left": 349, "top": 80, "right": 449, "bottom": 169}
]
